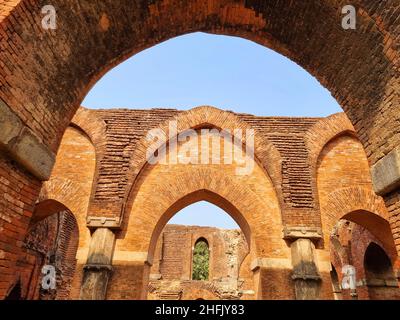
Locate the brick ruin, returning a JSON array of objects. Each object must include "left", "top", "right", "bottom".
[
  {"left": 148, "top": 225, "right": 250, "bottom": 300},
  {"left": 1, "top": 106, "right": 398, "bottom": 300},
  {"left": 0, "top": 1, "right": 399, "bottom": 300}
]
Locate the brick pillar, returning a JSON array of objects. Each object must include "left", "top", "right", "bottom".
[
  {"left": 284, "top": 227, "right": 322, "bottom": 300},
  {"left": 290, "top": 238, "right": 322, "bottom": 300},
  {"left": 80, "top": 228, "right": 115, "bottom": 300}
]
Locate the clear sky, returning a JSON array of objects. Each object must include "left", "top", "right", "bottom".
[{"left": 82, "top": 32, "right": 342, "bottom": 229}]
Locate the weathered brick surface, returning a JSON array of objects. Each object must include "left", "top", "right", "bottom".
[
  {"left": 22, "top": 209, "right": 79, "bottom": 300},
  {"left": 1, "top": 106, "right": 400, "bottom": 299},
  {"left": 330, "top": 220, "right": 400, "bottom": 300},
  {"left": 0, "top": 126, "right": 96, "bottom": 299},
  {"left": 0, "top": 0, "right": 400, "bottom": 299},
  {"left": 317, "top": 134, "right": 394, "bottom": 250},
  {"left": 147, "top": 225, "right": 250, "bottom": 300},
  {"left": 0, "top": 0, "right": 398, "bottom": 163},
  {"left": 0, "top": 153, "right": 41, "bottom": 298}
]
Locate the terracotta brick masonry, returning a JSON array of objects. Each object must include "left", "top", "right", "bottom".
[{"left": 0, "top": 0, "right": 399, "bottom": 299}]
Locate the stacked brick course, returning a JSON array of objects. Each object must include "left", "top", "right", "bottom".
[{"left": 0, "top": 0, "right": 399, "bottom": 299}]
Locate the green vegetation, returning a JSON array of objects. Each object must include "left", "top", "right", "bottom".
[{"left": 192, "top": 240, "right": 209, "bottom": 281}]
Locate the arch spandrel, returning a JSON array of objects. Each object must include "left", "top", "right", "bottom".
[
  {"left": 115, "top": 129, "right": 285, "bottom": 265},
  {"left": 0, "top": 1, "right": 398, "bottom": 165}
]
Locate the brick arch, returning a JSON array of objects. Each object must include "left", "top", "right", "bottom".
[
  {"left": 322, "top": 187, "right": 389, "bottom": 222},
  {"left": 353, "top": 233, "right": 400, "bottom": 299},
  {"left": 147, "top": 190, "right": 252, "bottom": 265},
  {"left": 355, "top": 234, "right": 397, "bottom": 277},
  {"left": 71, "top": 107, "right": 107, "bottom": 159},
  {"left": 310, "top": 116, "right": 360, "bottom": 209},
  {"left": 120, "top": 118, "right": 284, "bottom": 264},
  {"left": 194, "top": 236, "right": 210, "bottom": 246},
  {"left": 120, "top": 163, "right": 283, "bottom": 262},
  {"left": 321, "top": 186, "right": 393, "bottom": 251},
  {"left": 307, "top": 113, "right": 356, "bottom": 169},
  {"left": 40, "top": 178, "right": 90, "bottom": 248},
  {"left": 1, "top": 0, "right": 400, "bottom": 300},
  {"left": 119, "top": 161, "right": 283, "bottom": 299},
  {"left": 327, "top": 203, "right": 400, "bottom": 300},
  {"left": 0, "top": 0, "right": 398, "bottom": 166},
  {"left": 363, "top": 241, "right": 397, "bottom": 277},
  {"left": 124, "top": 105, "right": 283, "bottom": 216}
]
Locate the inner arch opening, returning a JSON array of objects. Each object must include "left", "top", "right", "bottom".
[
  {"left": 169, "top": 201, "right": 240, "bottom": 229},
  {"left": 147, "top": 195, "right": 251, "bottom": 300},
  {"left": 83, "top": 32, "right": 341, "bottom": 117}
]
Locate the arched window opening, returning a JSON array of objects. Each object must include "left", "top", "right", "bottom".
[
  {"left": 192, "top": 238, "right": 210, "bottom": 281},
  {"left": 148, "top": 197, "right": 251, "bottom": 300},
  {"left": 363, "top": 242, "right": 400, "bottom": 300},
  {"left": 83, "top": 33, "right": 341, "bottom": 117},
  {"left": 364, "top": 243, "right": 395, "bottom": 282}
]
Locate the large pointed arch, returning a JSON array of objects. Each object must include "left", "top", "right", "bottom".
[
  {"left": 147, "top": 190, "right": 252, "bottom": 264},
  {"left": 0, "top": 0, "right": 398, "bottom": 166},
  {"left": 320, "top": 186, "right": 393, "bottom": 252},
  {"left": 123, "top": 106, "right": 283, "bottom": 219}
]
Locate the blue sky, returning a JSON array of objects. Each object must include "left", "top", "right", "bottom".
[{"left": 82, "top": 32, "right": 342, "bottom": 229}]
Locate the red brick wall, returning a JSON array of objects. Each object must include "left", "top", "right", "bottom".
[
  {"left": 1, "top": 1, "right": 399, "bottom": 165},
  {"left": 384, "top": 190, "right": 400, "bottom": 254},
  {"left": 22, "top": 210, "right": 79, "bottom": 300},
  {"left": 330, "top": 221, "right": 400, "bottom": 300},
  {"left": 1, "top": 2, "right": 400, "bottom": 299},
  {"left": 148, "top": 225, "right": 250, "bottom": 300},
  {"left": 0, "top": 153, "right": 41, "bottom": 299},
  {"left": 2, "top": 108, "right": 400, "bottom": 300}
]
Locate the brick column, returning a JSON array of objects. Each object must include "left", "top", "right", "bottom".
[
  {"left": 284, "top": 227, "right": 322, "bottom": 300},
  {"left": 80, "top": 228, "right": 116, "bottom": 300}
]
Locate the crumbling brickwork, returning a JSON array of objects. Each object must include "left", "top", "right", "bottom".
[
  {"left": 0, "top": 153, "right": 41, "bottom": 297},
  {"left": 22, "top": 209, "right": 79, "bottom": 300},
  {"left": 331, "top": 220, "right": 400, "bottom": 300},
  {"left": 2, "top": 106, "right": 395, "bottom": 300},
  {"left": 148, "top": 225, "right": 250, "bottom": 300},
  {"left": 0, "top": 1, "right": 400, "bottom": 300}
]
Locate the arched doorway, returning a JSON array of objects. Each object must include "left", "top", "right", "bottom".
[
  {"left": 328, "top": 215, "right": 400, "bottom": 300},
  {"left": 147, "top": 200, "right": 251, "bottom": 300},
  {"left": 104, "top": 123, "right": 287, "bottom": 300},
  {"left": 364, "top": 242, "right": 399, "bottom": 300},
  {"left": 1, "top": 2, "right": 399, "bottom": 300}
]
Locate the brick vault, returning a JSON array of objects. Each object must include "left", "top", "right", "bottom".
[
  {"left": 6, "top": 106, "right": 398, "bottom": 300},
  {"left": 0, "top": 0, "right": 399, "bottom": 300}
]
